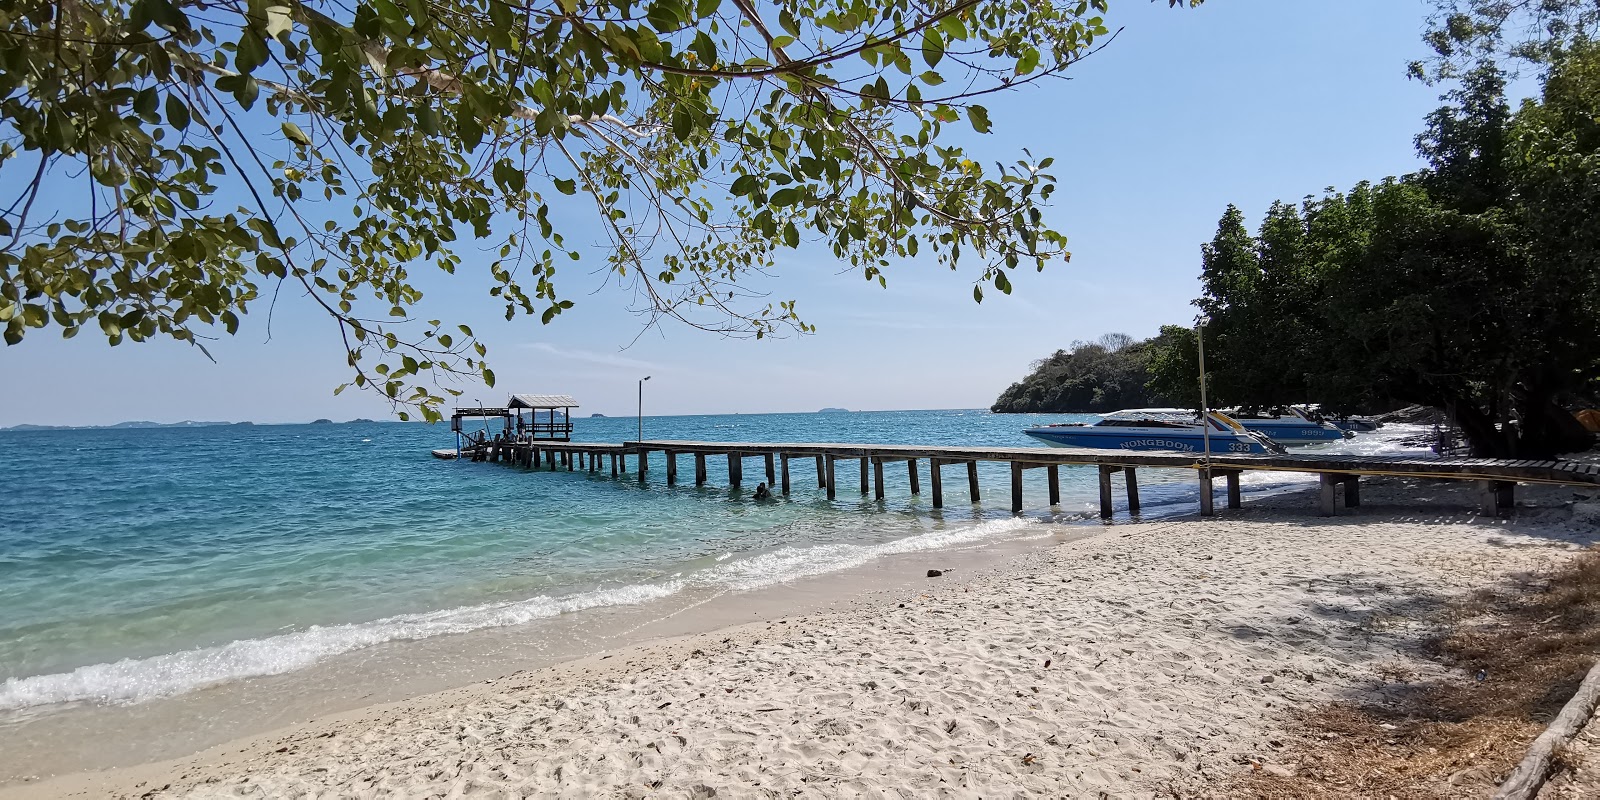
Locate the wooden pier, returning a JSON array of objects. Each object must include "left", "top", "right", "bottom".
[{"left": 458, "top": 437, "right": 1600, "bottom": 518}]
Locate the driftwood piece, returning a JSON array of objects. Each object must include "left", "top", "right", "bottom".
[{"left": 1493, "top": 658, "right": 1600, "bottom": 800}]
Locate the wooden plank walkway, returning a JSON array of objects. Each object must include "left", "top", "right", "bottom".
[{"left": 458, "top": 438, "right": 1600, "bottom": 519}]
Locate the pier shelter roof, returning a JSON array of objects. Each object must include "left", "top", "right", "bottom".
[{"left": 509, "top": 394, "right": 579, "bottom": 409}]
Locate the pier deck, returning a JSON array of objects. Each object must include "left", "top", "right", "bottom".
[{"left": 460, "top": 437, "right": 1600, "bottom": 518}]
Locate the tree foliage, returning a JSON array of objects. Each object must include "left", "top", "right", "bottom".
[
  {"left": 990, "top": 330, "right": 1186, "bottom": 413},
  {"left": 0, "top": 0, "right": 1200, "bottom": 418},
  {"left": 1156, "top": 53, "right": 1600, "bottom": 457},
  {"left": 1417, "top": 0, "right": 1600, "bottom": 81}
]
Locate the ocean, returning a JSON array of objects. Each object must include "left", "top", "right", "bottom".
[{"left": 0, "top": 410, "right": 1430, "bottom": 734}]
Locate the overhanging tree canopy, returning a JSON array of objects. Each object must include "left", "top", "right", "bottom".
[{"left": 1, "top": 0, "right": 1200, "bottom": 418}]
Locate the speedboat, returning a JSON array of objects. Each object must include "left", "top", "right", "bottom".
[
  {"left": 1023, "top": 409, "right": 1286, "bottom": 454},
  {"left": 1224, "top": 407, "right": 1351, "bottom": 445},
  {"left": 1301, "top": 404, "right": 1382, "bottom": 433}
]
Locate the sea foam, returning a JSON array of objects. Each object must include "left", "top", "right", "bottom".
[{"left": 0, "top": 518, "right": 1037, "bottom": 711}]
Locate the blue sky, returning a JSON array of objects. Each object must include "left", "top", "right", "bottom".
[{"left": 3, "top": 0, "right": 1476, "bottom": 425}]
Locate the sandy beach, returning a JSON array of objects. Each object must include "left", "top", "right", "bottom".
[{"left": 6, "top": 478, "right": 1596, "bottom": 798}]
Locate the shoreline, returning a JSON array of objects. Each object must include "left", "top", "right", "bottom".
[
  {"left": 0, "top": 511, "right": 1096, "bottom": 786},
  {"left": 6, "top": 477, "right": 1595, "bottom": 797}
]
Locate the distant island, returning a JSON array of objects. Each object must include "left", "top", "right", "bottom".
[
  {"left": 311, "top": 419, "right": 334, "bottom": 424},
  {"left": 818, "top": 407, "right": 850, "bottom": 413},
  {"left": 345, "top": 418, "right": 376, "bottom": 424},
  {"left": 590, "top": 413, "right": 607, "bottom": 418},
  {"left": 1, "top": 420, "right": 236, "bottom": 432}
]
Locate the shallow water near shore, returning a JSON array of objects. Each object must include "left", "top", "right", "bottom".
[{"left": 0, "top": 410, "right": 1433, "bottom": 779}]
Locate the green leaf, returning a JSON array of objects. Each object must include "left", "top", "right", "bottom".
[
  {"left": 920, "top": 70, "right": 944, "bottom": 86},
  {"left": 921, "top": 28, "right": 944, "bottom": 69},
  {"left": 165, "top": 94, "right": 190, "bottom": 131},
  {"left": 770, "top": 187, "right": 802, "bottom": 207},
  {"left": 967, "top": 105, "right": 991, "bottom": 133},
  {"left": 554, "top": 178, "right": 577, "bottom": 195},
  {"left": 994, "top": 270, "right": 1012, "bottom": 294},
  {"left": 647, "top": 0, "right": 681, "bottom": 33},
  {"left": 730, "top": 174, "right": 759, "bottom": 196},
  {"left": 282, "top": 122, "right": 312, "bottom": 146},
  {"left": 1015, "top": 47, "right": 1040, "bottom": 76},
  {"left": 264, "top": 5, "right": 294, "bottom": 38},
  {"left": 671, "top": 107, "right": 692, "bottom": 141}
]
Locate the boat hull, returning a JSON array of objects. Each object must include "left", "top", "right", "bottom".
[
  {"left": 1023, "top": 428, "right": 1274, "bottom": 455},
  {"left": 1233, "top": 420, "right": 1347, "bottom": 445}
]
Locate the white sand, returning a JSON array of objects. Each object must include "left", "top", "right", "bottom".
[{"left": 9, "top": 482, "right": 1597, "bottom": 798}]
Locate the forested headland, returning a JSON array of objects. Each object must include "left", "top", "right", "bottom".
[{"left": 989, "top": 332, "right": 1182, "bottom": 414}]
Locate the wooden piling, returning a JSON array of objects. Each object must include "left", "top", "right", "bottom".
[
  {"left": 968, "top": 461, "right": 980, "bottom": 502},
  {"left": 1098, "top": 465, "right": 1114, "bottom": 518},
  {"left": 1200, "top": 469, "right": 1215, "bottom": 516},
  {"left": 1048, "top": 465, "right": 1061, "bottom": 507},
  {"left": 638, "top": 449, "right": 646, "bottom": 484},
  {"left": 1478, "top": 479, "right": 1515, "bottom": 516},
  {"left": 873, "top": 457, "right": 885, "bottom": 501},
  {"left": 930, "top": 459, "right": 944, "bottom": 509},
  {"left": 729, "top": 453, "right": 742, "bottom": 488},
  {"left": 780, "top": 453, "right": 791, "bottom": 495},
  {"left": 1319, "top": 473, "right": 1338, "bottom": 516},
  {"left": 666, "top": 451, "right": 677, "bottom": 486},
  {"left": 1226, "top": 470, "right": 1241, "bottom": 509},
  {"left": 764, "top": 453, "right": 776, "bottom": 486},
  {"left": 694, "top": 453, "right": 707, "bottom": 486},
  {"left": 1344, "top": 475, "right": 1360, "bottom": 507},
  {"left": 611, "top": 453, "right": 619, "bottom": 477},
  {"left": 825, "top": 455, "right": 836, "bottom": 500},
  {"left": 816, "top": 456, "right": 826, "bottom": 488},
  {"left": 1124, "top": 467, "right": 1140, "bottom": 513},
  {"left": 1010, "top": 462, "right": 1024, "bottom": 514},
  {"left": 859, "top": 457, "right": 869, "bottom": 494},
  {"left": 908, "top": 458, "right": 920, "bottom": 495}
]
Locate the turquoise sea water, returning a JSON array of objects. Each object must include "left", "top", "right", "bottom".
[{"left": 0, "top": 410, "right": 1426, "bottom": 716}]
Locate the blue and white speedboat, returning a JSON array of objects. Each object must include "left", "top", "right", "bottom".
[
  {"left": 1225, "top": 407, "right": 1351, "bottom": 446},
  {"left": 1023, "top": 409, "right": 1286, "bottom": 455}
]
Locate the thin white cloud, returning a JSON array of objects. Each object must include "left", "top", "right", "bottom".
[{"left": 518, "top": 342, "right": 659, "bottom": 371}]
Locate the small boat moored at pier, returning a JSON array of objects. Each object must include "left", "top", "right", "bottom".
[{"left": 1023, "top": 409, "right": 1286, "bottom": 455}]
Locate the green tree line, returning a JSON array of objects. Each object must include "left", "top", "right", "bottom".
[{"left": 1144, "top": 43, "right": 1600, "bottom": 457}]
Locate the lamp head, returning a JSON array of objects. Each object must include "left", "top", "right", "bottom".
[{"left": 643, "top": 375, "right": 652, "bottom": 381}]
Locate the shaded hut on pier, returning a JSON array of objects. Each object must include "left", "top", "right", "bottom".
[{"left": 508, "top": 394, "right": 577, "bottom": 441}]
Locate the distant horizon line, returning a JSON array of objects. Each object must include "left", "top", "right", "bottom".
[{"left": 0, "top": 407, "right": 1065, "bottom": 431}]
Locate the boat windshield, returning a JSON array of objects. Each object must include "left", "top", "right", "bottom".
[
  {"left": 1100, "top": 409, "right": 1203, "bottom": 428},
  {"left": 1096, "top": 409, "right": 1199, "bottom": 427}
]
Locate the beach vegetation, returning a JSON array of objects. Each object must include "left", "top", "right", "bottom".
[
  {"left": 0, "top": 0, "right": 1200, "bottom": 419},
  {"left": 1150, "top": 47, "right": 1600, "bottom": 458}
]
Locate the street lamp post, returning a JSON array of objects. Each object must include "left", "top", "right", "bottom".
[
  {"left": 1196, "top": 316, "right": 1212, "bottom": 469},
  {"left": 637, "top": 376, "right": 651, "bottom": 441}
]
